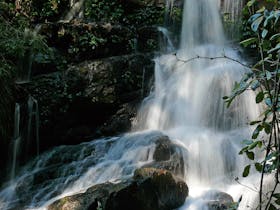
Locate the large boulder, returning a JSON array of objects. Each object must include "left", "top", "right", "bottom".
[{"left": 48, "top": 167, "right": 188, "bottom": 210}]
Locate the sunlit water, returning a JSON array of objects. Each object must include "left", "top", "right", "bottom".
[{"left": 0, "top": 0, "right": 268, "bottom": 209}]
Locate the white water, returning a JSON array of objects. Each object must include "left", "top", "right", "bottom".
[
  {"left": 222, "top": 0, "right": 244, "bottom": 24},
  {"left": 0, "top": 0, "right": 267, "bottom": 209},
  {"left": 27, "top": 96, "right": 40, "bottom": 156},
  {"left": 136, "top": 0, "right": 263, "bottom": 209},
  {"left": 10, "top": 103, "right": 21, "bottom": 181}
]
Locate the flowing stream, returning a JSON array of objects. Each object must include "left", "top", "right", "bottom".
[{"left": 0, "top": 0, "right": 265, "bottom": 209}]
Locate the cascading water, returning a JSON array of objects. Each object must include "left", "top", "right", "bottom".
[
  {"left": 0, "top": 0, "right": 265, "bottom": 209},
  {"left": 10, "top": 103, "right": 21, "bottom": 181},
  {"left": 221, "top": 0, "right": 244, "bottom": 40},
  {"left": 135, "top": 0, "right": 263, "bottom": 208},
  {"left": 27, "top": 96, "right": 40, "bottom": 156}
]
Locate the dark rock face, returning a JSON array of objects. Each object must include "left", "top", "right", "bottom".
[
  {"left": 26, "top": 53, "right": 154, "bottom": 148},
  {"left": 48, "top": 168, "right": 188, "bottom": 210},
  {"left": 106, "top": 168, "right": 188, "bottom": 210}
]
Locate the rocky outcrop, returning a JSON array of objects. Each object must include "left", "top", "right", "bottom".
[
  {"left": 25, "top": 53, "right": 154, "bottom": 148},
  {"left": 48, "top": 168, "right": 188, "bottom": 210}
]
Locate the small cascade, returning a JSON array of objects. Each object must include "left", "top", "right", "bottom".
[
  {"left": 27, "top": 96, "right": 40, "bottom": 156},
  {"left": 10, "top": 103, "right": 21, "bottom": 181},
  {"left": 222, "top": 0, "right": 244, "bottom": 23},
  {"left": 221, "top": 0, "right": 244, "bottom": 40},
  {"left": 158, "top": 26, "right": 175, "bottom": 53},
  {"left": 64, "top": 0, "right": 85, "bottom": 21},
  {"left": 15, "top": 29, "right": 37, "bottom": 84}
]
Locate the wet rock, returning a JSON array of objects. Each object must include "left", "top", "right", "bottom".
[
  {"left": 48, "top": 181, "right": 129, "bottom": 210},
  {"left": 98, "top": 102, "right": 139, "bottom": 136},
  {"left": 202, "top": 190, "right": 234, "bottom": 210},
  {"left": 46, "top": 168, "right": 189, "bottom": 210},
  {"left": 48, "top": 168, "right": 188, "bottom": 210},
  {"left": 144, "top": 135, "right": 187, "bottom": 178},
  {"left": 66, "top": 53, "right": 154, "bottom": 105}
]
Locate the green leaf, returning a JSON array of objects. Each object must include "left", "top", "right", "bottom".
[
  {"left": 255, "top": 162, "right": 263, "bottom": 172},
  {"left": 247, "top": 0, "right": 256, "bottom": 7},
  {"left": 249, "top": 13, "right": 262, "bottom": 22},
  {"left": 268, "top": 204, "right": 277, "bottom": 210},
  {"left": 256, "top": 92, "right": 264, "bottom": 103},
  {"left": 252, "top": 125, "right": 263, "bottom": 139},
  {"left": 272, "top": 193, "right": 280, "bottom": 199},
  {"left": 240, "top": 38, "right": 258, "bottom": 47},
  {"left": 251, "top": 16, "right": 264, "bottom": 32},
  {"left": 261, "top": 29, "right": 268, "bottom": 38},
  {"left": 263, "top": 122, "right": 271, "bottom": 134},
  {"left": 243, "top": 165, "right": 251, "bottom": 177},
  {"left": 248, "top": 141, "right": 260, "bottom": 150},
  {"left": 275, "top": 199, "right": 280, "bottom": 205},
  {"left": 270, "top": 33, "right": 280, "bottom": 41},
  {"left": 246, "top": 151, "right": 255, "bottom": 160},
  {"left": 256, "top": 6, "right": 265, "bottom": 13}
]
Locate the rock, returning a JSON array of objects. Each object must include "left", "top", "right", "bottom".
[
  {"left": 25, "top": 53, "right": 154, "bottom": 148},
  {"left": 66, "top": 53, "right": 154, "bottom": 105},
  {"left": 48, "top": 182, "right": 129, "bottom": 210},
  {"left": 98, "top": 101, "right": 139, "bottom": 136},
  {"left": 144, "top": 135, "right": 187, "bottom": 178},
  {"left": 202, "top": 190, "right": 234, "bottom": 210},
  {"left": 48, "top": 168, "right": 188, "bottom": 210},
  {"left": 137, "top": 26, "right": 161, "bottom": 53}
]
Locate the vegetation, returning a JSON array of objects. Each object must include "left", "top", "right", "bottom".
[{"left": 225, "top": 0, "right": 280, "bottom": 209}]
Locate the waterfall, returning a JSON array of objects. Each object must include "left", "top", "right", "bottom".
[
  {"left": 221, "top": 0, "right": 244, "bottom": 40},
  {"left": 136, "top": 0, "right": 263, "bottom": 208},
  {"left": 0, "top": 0, "right": 265, "bottom": 210},
  {"left": 27, "top": 96, "right": 40, "bottom": 156},
  {"left": 10, "top": 103, "right": 21, "bottom": 181}
]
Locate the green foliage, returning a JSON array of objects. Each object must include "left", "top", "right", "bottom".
[
  {"left": 84, "top": 0, "right": 124, "bottom": 23},
  {"left": 126, "top": 6, "right": 164, "bottom": 26},
  {"left": 0, "top": 15, "right": 49, "bottom": 78},
  {"left": 84, "top": 0, "right": 164, "bottom": 26},
  {"left": 31, "top": 0, "right": 69, "bottom": 22},
  {"left": 225, "top": 0, "right": 280, "bottom": 209},
  {"left": 68, "top": 30, "right": 106, "bottom": 56}
]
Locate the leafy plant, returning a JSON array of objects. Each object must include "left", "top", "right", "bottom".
[
  {"left": 84, "top": 0, "right": 124, "bottom": 23},
  {"left": 225, "top": 0, "right": 280, "bottom": 209}
]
